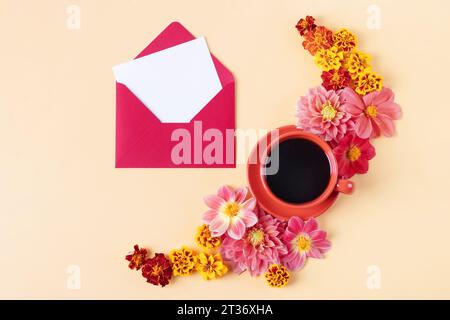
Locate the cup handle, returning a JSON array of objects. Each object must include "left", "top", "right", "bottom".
[{"left": 335, "top": 179, "right": 354, "bottom": 195}]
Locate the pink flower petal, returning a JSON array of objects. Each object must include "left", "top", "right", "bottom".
[
  {"left": 227, "top": 218, "right": 246, "bottom": 240},
  {"left": 242, "top": 198, "right": 256, "bottom": 211},
  {"left": 342, "top": 87, "right": 365, "bottom": 110},
  {"left": 202, "top": 209, "right": 218, "bottom": 224},
  {"left": 218, "top": 185, "right": 235, "bottom": 201},
  {"left": 310, "top": 230, "right": 327, "bottom": 241},
  {"left": 377, "top": 101, "right": 402, "bottom": 120},
  {"left": 307, "top": 247, "right": 324, "bottom": 259},
  {"left": 314, "top": 239, "right": 332, "bottom": 252},
  {"left": 288, "top": 216, "right": 304, "bottom": 234},
  {"left": 370, "top": 87, "right": 394, "bottom": 105},
  {"left": 362, "top": 90, "right": 376, "bottom": 106},
  {"left": 283, "top": 230, "right": 297, "bottom": 243},
  {"left": 234, "top": 187, "right": 248, "bottom": 203},
  {"left": 354, "top": 115, "right": 373, "bottom": 139},
  {"left": 285, "top": 252, "right": 307, "bottom": 271},
  {"left": 303, "top": 219, "right": 318, "bottom": 233},
  {"left": 374, "top": 114, "right": 396, "bottom": 137},
  {"left": 209, "top": 215, "right": 230, "bottom": 237},
  {"left": 240, "top": 210, "right": 258, "bottom": 227},
  {"left": 204, "top": 194, "right": 224, "bottom": 209}
]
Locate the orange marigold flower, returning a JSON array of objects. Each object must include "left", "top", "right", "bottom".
[
  {"left": 295, "top": 16, "right": 316, "bottom": 36},
  {"left": 333, "top": 28, "right": 357, "bottom": 52},
  {"left": 141, "top": 253, "right": 172, "bottom": 287},
  {"left": 264, "top": 264, "right": 290, "bottom": 288},
  {"left": 169, "top": 246, "right": 196, "bottom": 276},
  {"left": 302, "top": 26, "right": 334, "bottom": 55},
  {"left": 321, "top": 67, "right": 351, "bottom": 90},
  {"left": 195, "top": 224, "right": 221, "bottom": 250},
  {"left": 355, "top": 70, "right": 383, "bottom": 95},
  {"left": 125, "top": 244, "right": 148, "bottom": 270}
]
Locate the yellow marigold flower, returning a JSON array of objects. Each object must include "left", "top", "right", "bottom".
[
  {"left": 345, "top": 50, "right": 371, "bottom": 79},
  {"left": 169, "top": 246, "right": 196, "bottom": 276},
  {"left": 264, "top": 264, "right": 290, "bottom": 288},
  {"left": 333, "top": 28, "right": 357, "bottom": 52},
  {"left": 195, "top": 252, "right": 228, "bottom": 280},
  {"left": 355, "top": 70, "right": 383, "bottom": 95},
  {"left": 195, "top": 224, "right": 221, "bottom": 250},
  {"left": 314, "top": 46, "right": 343, "bottom": 71}
]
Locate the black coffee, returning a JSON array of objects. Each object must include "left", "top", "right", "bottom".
[{"left": 264, "top": 138, "right": 330, "bottom": 204}]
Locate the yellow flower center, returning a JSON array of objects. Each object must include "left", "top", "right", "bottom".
[
  {"left": 131, "top": 255, "right": 144, "bottom": 266},
  {"left": 151, "top": 265, "right": 162, "bottom": 276},
  {"left": 297, "top": 235, "right": 312, "bottom": 253},
  {"left": 347, "top": 145, "right": 361, "bottom": 162},
  {"left": 331, "top": 72, "right": 341, "bottom": 82},
  {"left": 247, "top": 228, "right": 265, "bottom": 246},
  {"left": 315, "top": 33, "right": 323, "bottom": 45},
  {"left": 366, "top": 105, "right": 378, "bottom": 118},
  {"left": 321, "top": 102, "right": 337, "bottom": 121},
  {"left": 223, "top": 202, "right": 240, "bottom": 217}
]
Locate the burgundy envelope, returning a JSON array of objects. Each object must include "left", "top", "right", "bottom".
[{"left": 115, "top": 22, "right": 235, "bottom": 168}]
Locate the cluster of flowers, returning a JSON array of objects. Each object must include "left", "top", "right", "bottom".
[
  {"left": 126, "top": 185, "right": 331, "bottom": 288},
  {"left": 203, "top": 186, "right": 331, "bottom": 287},
  {"left": 295, "top": 16, "right": 402, "bottom": 178},
  {"left": 125, "top": 242, "right": 228, "bottom": 287}
]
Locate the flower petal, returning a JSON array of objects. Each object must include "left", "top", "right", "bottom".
[
  {"left": 377, "top": 101, "right": 402, "bottom": 120},
  {"left": 234, "top": 187, "right": 248, "bottom": 203},
  {"left": 303, "top": 219, "right": 318, "bottom": 233},
  {"left": 307, "top": 247, "right": 324, "bottom": 259},
  {"left": 218, "top": 185, "right": 235, "bottom": 201},
  {"left": 310, "top": 229, "right": 327, "bottom": 241},
  {"left": 371, "top": 87, "right": 394, "bottom": 105},
  {"left": 240, "top": 210, "right": 258, "bottom": 227},
  {"left": 285, "top": 252, "right": 307, "bottom": 271},
  {"left": 352, "top": 157, "right": 369, "bottom": 174},
  {"left": 209, "top": 215, "right": 230, "bottom": 237},
  {"left": 314, "top": 239, "right": 332, "bottom": 253},
  {"left": 354, "top": 115, "right": 373, "bottom": 139},
  {"left": 204, "top": 195, "right": 224, "bottom": 209},
  {"left": 342, "top": 87, "right": 365, "bottom": 110},
  {"left": 202, "top": 209, "right": 218, "bottom": 224},
  {"left": 288, "top": 216, "right": 304, "bottom": 234},
  {"left": 242, "top": 197, "right": 256, "bottom": 211},
  {"left": 227, "top": 218, "right": 246, "bottom": 240},
  {"left": 374, "top": 114, "right": 396, "bottom": 137}
]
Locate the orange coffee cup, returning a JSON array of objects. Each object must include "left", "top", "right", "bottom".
[{"left": 247, "top": 125, "right": 354, "bottom": 220}]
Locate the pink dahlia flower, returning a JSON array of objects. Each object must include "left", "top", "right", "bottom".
[
  {"left": 282, "top": 217, "right": 331, "bottom": 271},
  {"left": 342, "top": 87, "right": 402, "bottom": 139},
  {"left": 296, "top": 86, "right": 353, "bottom": 142},
  {"left": 332, "top": 133, "right": 376, "bottom": 178},
  {"left": 220, "top": 207, "right": 288, "bottom": 277},
  {"left": 202, "top": 185, "right": 257, "bottom": 240}
]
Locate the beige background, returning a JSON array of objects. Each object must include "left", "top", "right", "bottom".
[{"left": 1, "top": 0, "right": 449, "bottom": 299}]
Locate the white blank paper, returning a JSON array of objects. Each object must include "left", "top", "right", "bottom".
[{"left": 113, "top": 37, "right": 222, "bottom": 123}]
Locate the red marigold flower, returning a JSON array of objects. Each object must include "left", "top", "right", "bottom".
[
  {"left": 141, "top": 253, "right": 172, "bottom": 287},
  {"left": 302, "top": 26, "right": 334, "bottom": 55},
  {"left": 295, "top": 16, "right": 316, "bottom": 36},
  {"left": 125, "top": 245, "right": 148, "bottom": 270},
  {"left": 321, "top": 67, "right": 351, "bottom": 91}
]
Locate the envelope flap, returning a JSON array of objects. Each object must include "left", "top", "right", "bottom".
[{"left": 136, "top": 21, "right": 234, "bottom": 87}]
